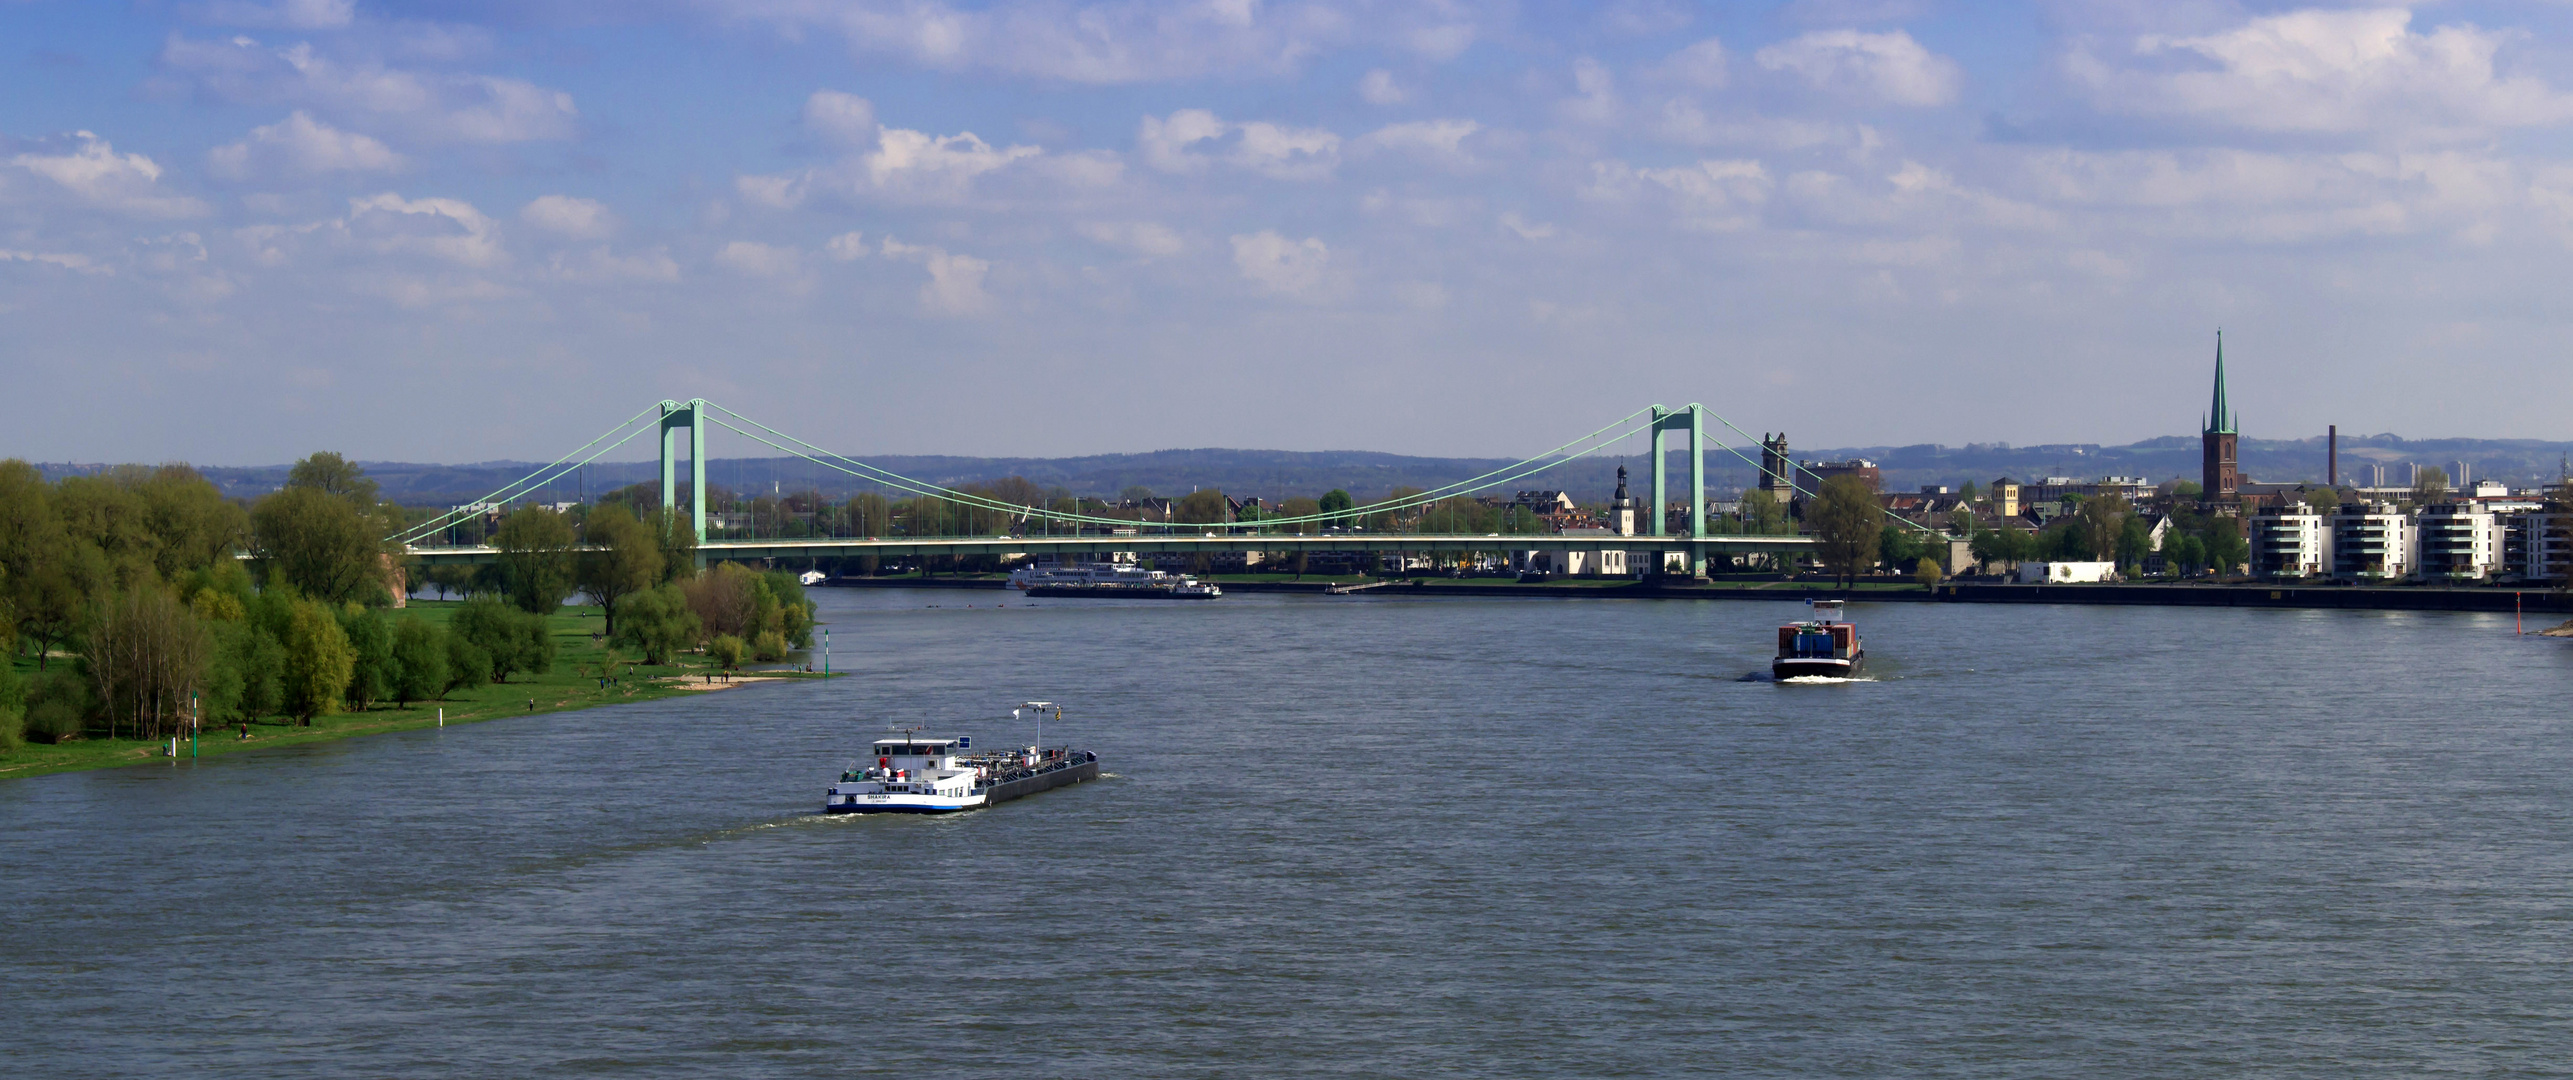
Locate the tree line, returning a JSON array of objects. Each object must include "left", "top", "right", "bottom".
[{"left": 0, "top": 454, "right": 816, "bottom": 752}]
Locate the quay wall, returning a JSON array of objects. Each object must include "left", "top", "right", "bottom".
[{"left": 819, "top": 576, "right": 2573, "bottom": 613}]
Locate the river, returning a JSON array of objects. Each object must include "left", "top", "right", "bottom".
[{"left": 5, "top": 588, "right": 2570, "bottom": 1076}]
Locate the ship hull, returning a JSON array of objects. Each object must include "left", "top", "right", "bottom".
[
  {"left": 824, "top": 755, "right": 1099, "bottom": 814},
  {"left": 1773, "top": 655, "right": 1865, "bottom": 680}
]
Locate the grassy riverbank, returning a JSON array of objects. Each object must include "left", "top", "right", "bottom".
[{"left": 0, "top": 600, "right": 827, "bottom": 782}]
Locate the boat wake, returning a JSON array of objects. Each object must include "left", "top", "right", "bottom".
[{"left": 1737, "top": 671, "right": 1879, "bottom": 684}]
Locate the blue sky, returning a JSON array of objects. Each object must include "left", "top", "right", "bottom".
[{"left": 8, "top": 1, "right": 2573, "bottom": 465}]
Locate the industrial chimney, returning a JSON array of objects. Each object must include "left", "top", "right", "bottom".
[{"left": 2327, "top": 425, "right": 2337, "bottom": 486}]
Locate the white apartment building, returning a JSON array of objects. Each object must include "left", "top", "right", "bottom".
[
  {"left": 2512, "top": 510, "right": 2573, "bottom": 584},
  {"left": 2331, "top": 502, "right": 2416, "bottom": 581},
  {"left": 2250, "top": 504, "right": 2332, "bottom": 578},
  {"left": 2415, "top": 503, "right": 2506, "bottom": 581}
]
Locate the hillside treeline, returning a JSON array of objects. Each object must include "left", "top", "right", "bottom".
[{"left": 0, "top": 455, "right": 815, "bottom": 752}]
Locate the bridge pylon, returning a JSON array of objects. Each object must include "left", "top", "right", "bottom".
[
  {"left": 1648, "top": 403, "right": 1709, "bottom": 577},
  {"left": 659, "top": 398, "right": 708, "bottom": 566}
]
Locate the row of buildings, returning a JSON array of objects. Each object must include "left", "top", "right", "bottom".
[{"left": 2249, "top": 498, "right": 2572, "bottom": 582}]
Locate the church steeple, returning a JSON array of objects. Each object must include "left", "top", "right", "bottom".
[{"left": 2205, "top": 330, "right": 2236, "bottom": 435}]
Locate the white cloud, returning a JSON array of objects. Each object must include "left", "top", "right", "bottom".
[
  {"left": 825, "top": 231, "right": 869, "bottom": 260},
  {"left": 2073, "top": 8, "right": 2573, "bottom": 137},
  {"left": 1654, "top": 37, "right": 1729, "bottom": 90},
  {"left": 740, "top": 120, "right": 1042, "bottom": 208},
  {"left": 1356, "top": 119, "right": 1480, "bottom": 159},
  {"left": 1559, "top": 56, "right": 1618, "bottom": 124},
  {"left": 719, "top": 1, "right": 1487, "bottom": 84},
  {"left": 1139, "top": 109, "right": 1338, "bottom": 179},
  {"left": 1139, "top": 108, "right": 1229, "bottom": 173},
  {"left": 197, "top": 0, "right": 355, "bottom": 29},
  {"left": 208, "top": 111, "right": 402, "bottom": 179},
  {"left": 880, "top": 237, "right": 993, "bottom": 316},
  {"left": 1076, "top": 220, "right": 1185, "bottom": 257},
  {"left": 519, "top": 195, "right": 617, "bottom": 239},
  {"left": 159, "top": 35, "right": 579, "bottom": 144},
  {"left": 1498, "top": 212, "right": 1556, "bottom": 239},
  {"left": 1358, "top": 68, "right": 1406, "bottom": 105},
  {"left": 802, "top": 89, "right": 880, "bottom": 149},
  {"left": 8, "top": 133, "right": 208, "bottom": 218},
  {"left": 715, "top": 240, "right": 803, "bottom": 278},
  {"left": 1234, "top": 121, "right": 1340, "bottom": 179},
  {"left": 549, "top": 246, "right": 680, "bottom": 283},
  {"left": 1630, "top": 159, "right": 1773, "bottom": 230},
  {"left": 0, "top": 249, "right": 114, "bottom": 275},
  {"left": 1755, "top": 29, "right": 1961, "bottom": 107},
  {"left": 345, "top": 192, "right": 504, "bottom": 266},
  {"left": 867, "top": 128, "right": 1042, "bottom": 192},
  {"left": 1230, "top": 230, "right": 1330, "bottom": 297}
]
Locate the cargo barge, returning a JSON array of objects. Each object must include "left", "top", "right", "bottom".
[
  {"left": 823, "top": 705, "right": 1100, "bottom": 814},
  {"left": 1774, "top": 598, "right": 1864, "bottom": 680}
]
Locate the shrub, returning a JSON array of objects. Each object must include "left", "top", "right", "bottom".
[
  {"left": 707, "top": 634, "right": 746, "bottom": 670},
  {"left": 751, "top": 629, "right": 787, "bottom": 663},
  {"left": 24, "top": 700, "right": 83, "bottom": 744}
]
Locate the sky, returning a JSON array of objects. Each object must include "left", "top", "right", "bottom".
[{"left": 7, "top": 1, "right": 2573, "bottom": 467}]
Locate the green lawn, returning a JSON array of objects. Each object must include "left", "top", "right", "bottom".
[{"left": 0, "top": 601, "right": 827, "bottom": 781}]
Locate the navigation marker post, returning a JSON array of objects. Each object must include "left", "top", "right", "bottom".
[{"left": 823, "top": 627, "right": 831, "bottom": 675}]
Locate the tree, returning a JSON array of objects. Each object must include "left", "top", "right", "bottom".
[
  {"left": 280, "top": 598, "right": 355, "bottom": 724},
  {"left": 2171, "top": 480, "right": 2204, "bottom": 499},
  {"left": 2413, "top": 465, "right": 2451, "bottom": 505},
  {"left": 2117, "top": 515, "right": 2153, "bottom": 571},
  {"left": 2076, "top": 495, "right": 2132, "bottom": 568},
  {"left": 338, "top": 606, "right": 394, "bottom": 711},
  {"left": 494, "top": 505, "right": 578, "bottom": 614},
  {"left": 1318, "top": 489, "right": 1353, "bottom": 515},
  {"left": 1173, "top": 489, "right": 1229, "bottom": 525},
  {"left": 1810, "top": 475, "right": 1882, "bottom": 587},
  {"left": 682, "top": 562, "right": 760, "bottom": 641},
  {"left": 1741, "top": 490, "right": 1790, "bottom": 535},
  {"left": 84, "top": 586, "right": 213, "bottom": 741},
  {"left": 453, "top": 598, "right": 539, "bottom": 683},
  {"left": 2206, "top": 517, "right": 2250, "bottom": 578},
  {"left": 442, "top": 634, "right": 491, "bottom": 697},
  {"left": 610, "top": 584, "right": 700, "bottom": 665},
  {"left": 2167, "top": 533, "right": 2207, "bottom": 577},
  {"left": 422, "top": 564, "right": 475, "bottom": 600},
  {"left": 389, "top": 619, "right": 446, "bottom": 707},
  {"left": 577, "top": 502, "right": 663, "bottom": 635},
  {"left": 286, "top": 451, "right": 379, "bottom": 504},
  {"left": 1914, "top": 557, "right": 1944, "bottom": 589},
  {"left": 707, "top": 633, "right": 746, "bottom": 670},
  {"left": 645, "top": 505, "right": 698, "bottom": 584},
  {"left": 253, "top": 486, "right": 387, "bottom": 606}
]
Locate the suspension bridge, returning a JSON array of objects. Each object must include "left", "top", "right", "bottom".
[{"left": 393, "top": 398, "right": 1835, "bottom": 574}]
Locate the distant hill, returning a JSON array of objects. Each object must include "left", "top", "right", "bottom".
[{"left": 32, "top": 433, "right": 2573, "bottom": 507}]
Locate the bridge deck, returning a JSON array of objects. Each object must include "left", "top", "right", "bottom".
[{"left": 402, "top": 533, "right": 1813, "bottom": 564}]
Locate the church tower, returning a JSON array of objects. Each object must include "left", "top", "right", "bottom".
[
  {"left": 1611, "top": 464, "right": 1637, "bottom": 536},
  {"left": 2201, "top": 331, "right": 2240, "bottom": 502}
]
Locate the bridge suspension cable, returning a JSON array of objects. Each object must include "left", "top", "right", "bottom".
[
  {"left": 697, "top": 399, "right": 1659, "bottom": 533},
  {"left": 385, "top": 402, "right": 665, "bottom": 546}
]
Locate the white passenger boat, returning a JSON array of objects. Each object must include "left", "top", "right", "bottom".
[{"left": 823, "top": 704, "right": 1100, "bottom": 814}]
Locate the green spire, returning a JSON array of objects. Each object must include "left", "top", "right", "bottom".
[{"left": 2206, "top": 330, "right": 2236, "bottom": 435}]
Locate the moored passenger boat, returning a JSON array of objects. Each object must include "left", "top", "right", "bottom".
[{"left": 1774, "top": 598, "right": 1865, "bottom": 680}]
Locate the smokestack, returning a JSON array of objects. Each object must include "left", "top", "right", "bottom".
[{"left": 2328, "top": 425, "right": 2337, "bottom": 486}]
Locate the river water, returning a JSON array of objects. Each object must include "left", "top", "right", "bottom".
[{"left": 6, "top": 588, "right": 2572, "bottom": 1076}]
